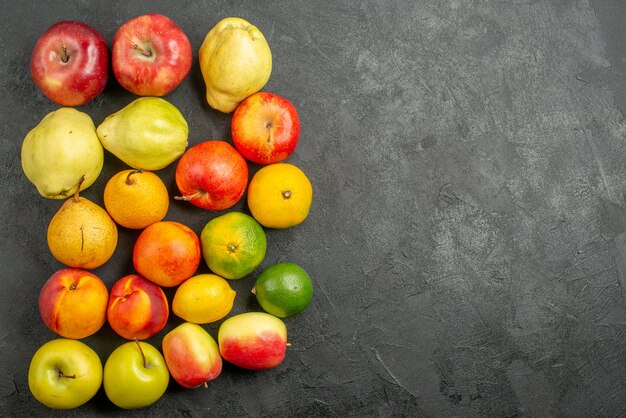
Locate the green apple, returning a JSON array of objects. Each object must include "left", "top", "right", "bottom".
[
  {"left": 28, "top": 338, "right": 102, "bottom": 409},
  {"left": 103, "top": 340, "right": 169, "bottom": 409}
]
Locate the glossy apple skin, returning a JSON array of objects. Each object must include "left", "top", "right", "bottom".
[
  {"left": 107, "top": 275, "right": 169, "bottom": 340},
  {"left": 104, "top": 341, "right": 169, "bottom": 409},
  {"left": 39, "top": 268, "right": 108, "bottom": 339},
  {"left": 28, "top": 338, "right": 102, "bottom": 409},
  {"left": 218, "top": 312, "right": 287, "bottom": 370},
  {"left": 175, "top": 141, "right": 248, "bottom": 210},
  {"left": 232, "top": 92, "right": 300, "bottom": 164},
  {"left": 133, "top": 221, "right": 201, "bottom": 287},
  {"left": 30, "top": 21, "right": 108, "bottom": 106},
  {"left": 162, "top": 322, "right": 222, "bottom": 388},
  {"left": 112, "top": 14, "right": 192, "bottom": 96}
]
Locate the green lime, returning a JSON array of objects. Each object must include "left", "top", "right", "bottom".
[
  {"left": 200, "top": 212, "right": 267, "bottom": 280},
  {"left": 253, "top": 262, "right": 313, "bottom": 318}
]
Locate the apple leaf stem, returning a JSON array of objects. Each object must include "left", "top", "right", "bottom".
[
  {"left": 134, "top": 338, "right": 147, "bottom": 369},
  {"left": 133, "top": 43, "right": 152, "bottom": 57},
  {"left": 126, "top": 169, "right": 144, "bottom": 185},
  {"left": 73, "top": 175, "right": 85, "bottom": 202}
]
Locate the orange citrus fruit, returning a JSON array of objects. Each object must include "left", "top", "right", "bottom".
[
  {"left": 103, "top": 169, "right": 169, "bottom": 229},
  {"left": 172, "top": 274, "right": 236, "bottom": 324},
  {"left": 200, "top": 212, "right": 267, "bottom": 280},
  {"left": 247, "top": 163, "right": 312, "bottom": 229}
]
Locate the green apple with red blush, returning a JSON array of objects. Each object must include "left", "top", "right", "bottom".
[{"left": 218, "top": 312, "right": 288, "bottom": 370}]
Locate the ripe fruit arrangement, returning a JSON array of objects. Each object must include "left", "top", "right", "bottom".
[{"left": 23, "top": 14, "right": 316, "bottom": 411}]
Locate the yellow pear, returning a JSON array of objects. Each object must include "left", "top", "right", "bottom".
[
  {"left": 198, "top": 17, "right": 272, "bottom": 113},
  {"left": 21, "top": 108, "right": 103, "bottom": 199},
  {"left": 47, "top": 177, "right": 118, "bottom": 269}
]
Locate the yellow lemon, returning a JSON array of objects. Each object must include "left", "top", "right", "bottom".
[
  {"left": 172, "top": 274, "right": 236, "bottom": 324},
  {"left": 247, "top": 163, "right": 313, "bottom": 229},
  {"left": 198, "top": 17, "right": 272, "bottom": 113},
  {"left": 103, "top": 169, "right": 169, "bottom": 229}
]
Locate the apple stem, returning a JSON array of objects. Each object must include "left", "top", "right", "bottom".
[
  {"left": 126, "top": 169, "right": 143, "bottom": 185},
  {"left": 133, "top": 43, "right": 153, "bottom": 57},
  {"left": 251, "top": 287, "right": 256, "bottom": 295},
  {"left": 73, "top": 175, "right": 85, "bottom": 202},
  {"left": 60, "top": 45, "right": 70, "bottom": 63},
  {"left": 286, "top": 342, "right": 292, "bottom": 348},
  {"left": 134, "top": 338, "right": 147, "bottom": 369},
  {"left": 203, "top": 382, "right": 209, "bottom": 389},
  {"left": 58, "top": 370, "right": 76, "bottom": 379},
  {"left": 174, "top": 190, "right": 206, "bottom": 202}
]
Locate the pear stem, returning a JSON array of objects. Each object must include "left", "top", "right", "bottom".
[
  {"left": 134, "top": 338, "right": 147, "bottom": 369},
  {"left": 73, "top": 175, "right": 85, "bottom": 202},
  {"left": 126, "top": 169, "right": 143, "bottom": 185}
]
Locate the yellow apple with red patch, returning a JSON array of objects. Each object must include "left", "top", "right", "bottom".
[
  {"left": 162, "top": 322, "right": 222, "bottom": 388},
  {"left": 218, "top": 312, "right": 288, "bottom": 370},
  {"left": 39, "top": 268, "right": 108, "bottom": 339}
]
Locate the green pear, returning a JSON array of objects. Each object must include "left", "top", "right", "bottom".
[
  {"left": 96, "top": 97, "right": 189, "bottom": 170},
  {"left": 21, "top": 108, "right": 103, "bottom": 199}
]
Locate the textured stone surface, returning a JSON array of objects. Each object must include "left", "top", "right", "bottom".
[{"left": 1, "top": 0, "right": 625, "bottom": 416}]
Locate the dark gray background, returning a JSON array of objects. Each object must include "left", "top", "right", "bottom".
[{"left": 1, "top": 0, "right": 625, "bottom": 416}]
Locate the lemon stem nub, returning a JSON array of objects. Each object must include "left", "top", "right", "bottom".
[{"left": 282, "top": 190, "right": 291, "bottom": 199}]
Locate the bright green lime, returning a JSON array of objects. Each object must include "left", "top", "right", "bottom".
[
  {"left": 253, "top": 262, "right": 313, "bottom": 318},
  {"left": 201, "top": 212, "right": 267, "bottom": 280}
]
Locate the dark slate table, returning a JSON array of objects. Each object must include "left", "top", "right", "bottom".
[{"left": 1, "top": 1, "right": 625, "bottom": 416}]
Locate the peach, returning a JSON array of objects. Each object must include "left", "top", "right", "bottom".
[
  {"left": 107, "top": 274, "right": 168, "bottom": 340},
  {"left": 162, "top": 323, "right": 222, "bottom": 388},
  {"left": 218, "top": 312, "right": 288, "bottom": 370},
  {"left": 133, "top": 221, "right": 201, "bottom": 287},
  {"left": 39, "top": 268, "right": 108, "bottom": 339}
]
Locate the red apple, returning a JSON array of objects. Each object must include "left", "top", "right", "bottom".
[
  {"left": 107, "top": 274, "right": 169, "bottom": 340},
  {"left": 30, "top": 21, "right": 108, "bottom": 106},
  {"left": 112, "top": 14, "right": 192, "bottom": 96},
  {"left": 39, "top": 268, "right": 108, "bottom": 339},
  {"left": 133, "top": 221, "right": 201, "bottom": 287},
  {"left": 232, "top": 92, "right": 300, "bottom": 164},
  {"left": 218, "top": 312, "right": 288, "bottom": 370},
  {"left": 175, "top": 141, "right": 248, "bottom": 210},
  {"left": 162, "top": 323, "right": 222, "bottom": 388}
]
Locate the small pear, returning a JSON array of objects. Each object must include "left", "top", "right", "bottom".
[
  {"left": 47, "top": 177, "right": 118, "bottom": 269},
  {"left": 96, "top": 97, "right": 188, "bottom": 170},
  {"left": 21, "top": 108, "right": 103, "bottom": 199}
]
